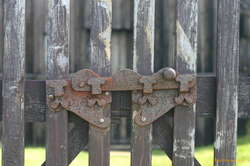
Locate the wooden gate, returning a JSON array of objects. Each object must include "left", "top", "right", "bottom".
[{"left": 1, "top": 0, "right": 246, "bottom": 166}]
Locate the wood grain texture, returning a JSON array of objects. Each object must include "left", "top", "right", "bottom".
[
  {"left": 89, "top": 0, "right": 112, "bottom": 166},
  {"left": 214, "top": 0, "right": 240, "bottom": 165},
  {"left": 173, "top": 0, "right": 198, "bottom": 165},
  {"left": 0, "top": 0, "right": 3, "bottom": 73},
  {"left": 131, "top": 0, "right": 155, "bottom": 166},
  {"left": 2, "top": 0, "right": 26, "bottom": 165},
  {"left": 89, "top": 0, "right": 112, "bottom": 77},
  {"left": 46, "top": 0, "right": 70, "bottom": 165}
]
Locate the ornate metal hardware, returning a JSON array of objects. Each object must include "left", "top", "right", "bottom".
[{"left": 46, "top": 67, "right": 196, "bottom": 128}]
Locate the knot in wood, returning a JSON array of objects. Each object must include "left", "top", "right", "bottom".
[
  {"left": 87, "top": 78, "right": 106, "bottom": 95},
  {"left": 139, "top": 76, "right": 157, "bottom": 94}
]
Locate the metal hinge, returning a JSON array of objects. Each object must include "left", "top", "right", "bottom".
[{"left": 46, "top": 67, "right": 196, "bottom": 128}]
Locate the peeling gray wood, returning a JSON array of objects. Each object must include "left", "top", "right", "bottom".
[
  {"left": 89, "top": 0, "right": 112, "bottom": 77},
  {"left": 173, "top": 0, "right": 198, "bottom": 165},
  {"left": 89, "top": 0, "right": 112, "bottom": 166},
  {"left": 2, "top": 0, "right": 26, "bottom": 165},
  {"left": 132, "top": 0, "right": 155, "bottom": 165},
  {"left": 0, "top": 0, "right": 3, "bottom": 73},
  {"left": 214, "top": 0, "right": 240, "bottom": 165},
  {"left": 133, "top": 0, "right": 155, "bottom": 75},
  {"left": 46, "top": 0, "right": 70, "bottom": 165}
]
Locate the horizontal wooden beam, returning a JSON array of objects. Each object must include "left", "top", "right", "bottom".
[{"left": 0, "top": 75, "right": 249, "bottom": 122}]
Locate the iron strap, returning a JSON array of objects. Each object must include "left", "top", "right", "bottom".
[{"left": 46, "top": 67, "right": 196, "bottom": 128}]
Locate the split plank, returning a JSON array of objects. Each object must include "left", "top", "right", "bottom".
[
  {"left": 173, "top": 0, "right": 198, "bottom": 165},
  {"left": 89, "top": 0, "right": 112, "bottom": 166},
  {"left": 2, "top": 0, "right": 26, "bottom": 165},
  {"left": 45, "top": 0, "right": 70, "bottom": 165},
  {"left": 214, "top": 0, "right": 240, "bottom": 165},
  {"left": 131, "top": 0, "right": 155, "bottom": 166}
]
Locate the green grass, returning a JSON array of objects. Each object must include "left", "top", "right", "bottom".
[{"left": 0, "top": 136, "right": 249, "bottom": 166}]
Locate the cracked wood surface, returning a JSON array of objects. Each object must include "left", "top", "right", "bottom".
[
  {"left": 214, "top": 0, "right": 240, "bottom": 166},
  {"left": 173, "top": 0, "right": 198, "bottom": 165},
  {"left": 45, "top": 0, "right": 70, "bottom": 165},
  {"left": 89, "top": 0, "right": 112, "bottom": 166},
  {"left": 2, "top": 0, "right": 26, "bottom": 165},
  {"left": 131, "top": 0, "right": 155, "bottom": 166}
]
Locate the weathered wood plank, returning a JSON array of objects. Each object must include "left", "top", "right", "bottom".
[
  {"left": 173, "top": 0, "right": 198, "bottom": 165},
  {"left": 214, "top": 0, "right": 240, "bottom": 165},
  {"left": 0, "top": 0, "right": 3, "bottom": 73},
  {"left": 89, "top": 0, "right": 112, "bottom": 166},
  {"left": 131, "top": 0, "right": 155, "bottom": 166},
  {"left": 2, "top": 0, "right": 26, "bottom": 165},
  {"left": 46, "top": 0, "right": 70, "bottom": 165}
]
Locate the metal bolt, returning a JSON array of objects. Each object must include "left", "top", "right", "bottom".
[
  {"left": 99, "top": 118, "right": 105, "bottom": 123},
  {"left": 141, "top": 116, "right": 147, "bottom": 122},
  {"left": 163, "top": 68, "right": 176, "bottom": 80},
  {"left": 79, "top": 82, "right": 85, "bottom": 88},
  {"left": 48, "top": 95, "right": 54, "bottom": 100}
]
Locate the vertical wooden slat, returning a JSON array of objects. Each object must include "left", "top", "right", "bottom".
[
  {"left": 173, "top": 0, "right": 198, "bottom": 165},
  {"left": 2, "top": 0, "right": 26, "bottom": 165},
  {"left": 0, "top": 0, "right": 3, "bottom": 73},
  {"left": 214, "top": 0, "right": 239, "bottom": 165},
  {"left": 46, "top": 0, "right": 70, "bottom": 165},
  {"left": 131, "top": 0, "right": 155, "bottom": 166},
  {"left": 89, "top": 0, "right": 112, "bottom": 166}
]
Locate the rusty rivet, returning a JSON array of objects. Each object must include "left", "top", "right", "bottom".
[
  {"left": 79, "top": 82, "right": 85, "bottom": 88},
  {"left": 141, "top": 117, "right": 147, "bottom": 122},
  {"left": 163, "top": 68, "right": 176, "bottom": 80},
  {"left": 99, "top": 118, "right": 105, "bottom": 123},
  {"left": 48, "top": 95, "right": 54, "bottom": 100}
]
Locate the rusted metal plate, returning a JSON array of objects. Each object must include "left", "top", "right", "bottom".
[
  {"left": 47, "top": 81, "right": 111, "bottom": 129},
  {"left": 46, "top": 67, "right": 196, "bottom": 128},
  {"left": 132, "top": 90, "right": 177, "bottom": 126}
]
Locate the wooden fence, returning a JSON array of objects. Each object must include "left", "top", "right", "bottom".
[{"left": 1, "top": 0, "right": 249, "bottom": 166}]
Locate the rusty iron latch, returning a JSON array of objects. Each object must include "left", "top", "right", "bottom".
[{"left": 46, "top": 67, "right": 196, "bottom": 128}]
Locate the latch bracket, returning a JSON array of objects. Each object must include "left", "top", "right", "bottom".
[{"left": 46, "top": 67, "right": 196, "bottom": 128}]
